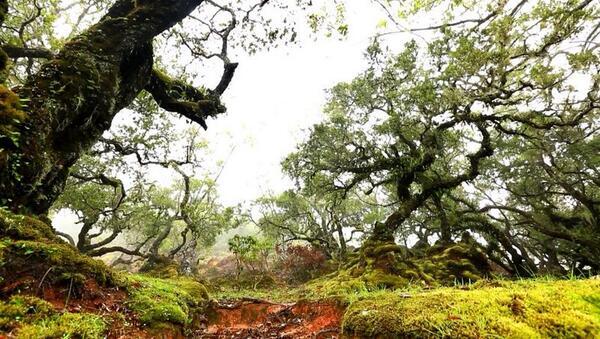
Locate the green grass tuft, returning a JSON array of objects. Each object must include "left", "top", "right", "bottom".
[{"left": 16, "top": 312, "right": 106, "bottom": 339}]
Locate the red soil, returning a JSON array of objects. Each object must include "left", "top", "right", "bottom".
[{"left": 200, "top": 299, "right": 344, "bottom": 338}]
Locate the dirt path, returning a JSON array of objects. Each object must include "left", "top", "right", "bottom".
[{"left": 198, "top": 298, "right": 344, "bottom": 338}]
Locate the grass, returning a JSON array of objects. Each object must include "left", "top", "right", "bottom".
[{"left": 16, "top": 313, "right": 106, "bottom": 339}]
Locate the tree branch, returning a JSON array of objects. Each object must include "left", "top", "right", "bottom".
[
  {"left": 146, "top": 69, "right": 226, "bottom": 129},
  {"left": 56, "top": 231, "right": 76, "bottom": 247},
  {"left": 1, "top": 45, "right": 54, "bottom": 59}
]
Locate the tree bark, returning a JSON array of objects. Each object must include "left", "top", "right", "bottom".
[
  {"left": 0, "top": 0, "right": 225, "bottom": 214},
  {"left": 336, "top": 223, "right": 347, "bottom": 260}
]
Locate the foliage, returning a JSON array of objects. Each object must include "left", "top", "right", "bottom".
[
  {"left": 0, "top": 0, "right": 598, "bottom": 336},
  {"left": 53, "top": 124, "right": 239, "bottom": 274},
  {"left": 227, "top": 235, "right": 275, "bottom": 288},
  {"left": 284, "top": 0, "right": 600, "bottom": 276},
  {"left": 255, "top": 189, "right": 385, "bottom": 260},
  {"left": 0, "top": 84, "right": 27, "bottom": 202}
]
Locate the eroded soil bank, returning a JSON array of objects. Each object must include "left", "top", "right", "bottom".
[{"left": 199, "top": 299, "right": 344, "bottom": 338}]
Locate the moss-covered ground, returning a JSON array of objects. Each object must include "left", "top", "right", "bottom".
[
  {"left": 0, "top": 273, "right": 210, "bottom": 337},
  {"left": 210, "top": 277, "right": 600, "bottom": 338},
  {"left": 0, "top": 209, "right": 210, "bottom": 337},
  {"left": 0, "top": 295, "right": 106, "bottom": 338},
  {"left": 1, "top": 209, "right": 599, "bottom": 338},
  {"left": 124, "top": 274, "right": 209, "bottom": 326},
  {"left": 339, "top": 278, "right": 600, "bottom": 338}
]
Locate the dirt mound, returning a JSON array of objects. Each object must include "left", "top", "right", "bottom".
[{"left": 200, "top": 299, "right": 344, "bottom": 338}]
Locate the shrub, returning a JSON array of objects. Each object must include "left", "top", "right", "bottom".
[
  {"left": 275, "top": 244, "right": 329, "bottom": 284},
  {"left": 228, "top": 235, "right": 273, "bottom": 272}
]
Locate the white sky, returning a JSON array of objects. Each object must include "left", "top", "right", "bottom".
[{"left": 200, "top": 3, "right": 385, "bottom": 206}]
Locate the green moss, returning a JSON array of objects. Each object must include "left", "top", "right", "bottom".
[
  {"left": 0, "top": 208, "right": 57, "bottom": 241},
  {"left": 16, "top": 312, "right": 106, "bottom": 339},
  {"left": 0, "top": 295, "right": 105, "bottom": 338},
  {"left": 360, "top": 270, "right": 411, "bottom": 289},
  {"left": 138, "top": 255, "right": 180, "bottom": 278},
  {"left": 0, "top": 210, "right": 118, "bottom": 299},
  {"left": 370, "top": 243, "right": 406, "bottom": 257},
  {"left": 306, "top": 269, "right": 413, "bottom": 299},
  {"left": 124, "top": 274, "right": 209, "bottom": 327},
  {"left": 0, "top": 86, "right": 28, "bottom": 184},
  {"left": 337, "top": 241, "right": 490, "bottom": 291},
  {"left": 0, "top": 238, "right": 115, "bottom": 286},
  {"left": 0, "top": 85, "right": 26, "bottom": 123},
  {"left": 0, "top": 295, "right": 54, "bottom": 330},
  {"left": 342, "top": 278, "right": 600, "bottom": 338},
  {"left": 422, "top": 243, "right": 491, "bottom": 284},
  {"left": 0, "top": 49, "right": 8, "bottom": 82}
]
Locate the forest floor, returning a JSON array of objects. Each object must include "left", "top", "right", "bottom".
[
  {"left": 1, "top": 273, "right": 600, "bottom": 338},
  {"left": 204, "top": 276, "right": 600, "bottom": 338},
  {"left": 2, "top": 210, "right": 599, "bottom": 338},
  {"left": 1, "top": 215, "right": 599, "bottom": 339}
]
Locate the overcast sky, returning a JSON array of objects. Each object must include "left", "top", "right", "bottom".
[{"left": 199, "top": 3, "right": 386, "bottom": 206}]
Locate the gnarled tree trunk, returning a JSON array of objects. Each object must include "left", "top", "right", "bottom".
[{"left": 0, "top": 0, "right": 229, "bottom": 214}]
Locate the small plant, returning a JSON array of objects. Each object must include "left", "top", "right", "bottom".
[{"left": 227, "top": 235, "right": 275, "bottom": 289}]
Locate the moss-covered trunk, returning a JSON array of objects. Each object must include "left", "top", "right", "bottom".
[
  {"left": 0, "top": 0, "right": 204, "bottom": 214},
  {"left": 340, "top": 237, "right": 492, "bottom": 289}
]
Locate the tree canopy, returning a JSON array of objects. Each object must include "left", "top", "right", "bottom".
[
  {"left": 0, "top": 0, "right": 598, "bottom": 292},
  {"left": 283, "top": 0, "right": 599, "bottom": 275}
]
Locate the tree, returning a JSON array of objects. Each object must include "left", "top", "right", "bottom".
[
  {"left": 254, "top": 189, "right": 384, "bottom": 260},
  {"left": 284, "top": 38, "right": 494, "bottom": 243},
  {"left": 284, "top": 0, "right": 599, "bottom": 276},
  {"left": 53, "top": 121, "right": 239, "bottom": 274},
  {"left": 227, "top": 234, "right": 274, "bottom": 288},
  {"left": 459, "top": 120, "right": 599, "bottom": 275}
]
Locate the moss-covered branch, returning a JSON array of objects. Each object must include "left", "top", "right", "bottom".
[
  {"left": 146, "top": 69, "right": 225, "bottom": 130},
  {"left": 1, "top": 45, "right": 55, "bottom": 59}
]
